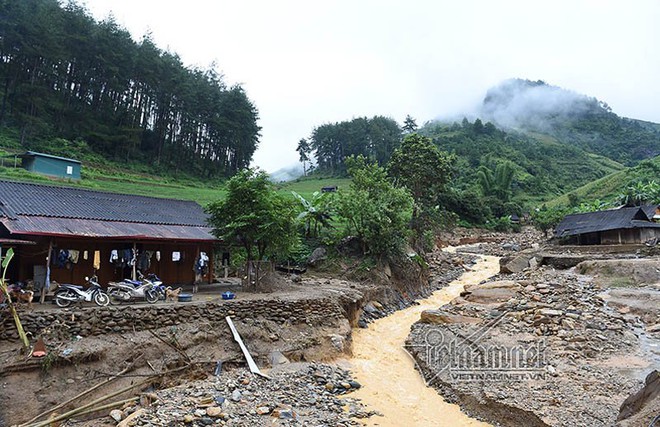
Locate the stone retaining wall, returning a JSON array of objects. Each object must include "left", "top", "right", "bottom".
[{"left": 0, "top": 298, "right": 344, "bottom": 342}]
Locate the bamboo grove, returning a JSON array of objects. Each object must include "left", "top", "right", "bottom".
[{"left": 0, "top": 0, "right": 260, "bottom": 178}]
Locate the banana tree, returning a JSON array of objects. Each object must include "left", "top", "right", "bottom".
[
  {"left": 0, "top": 248, "right": 30, "bottom": 350},
  {"left": 291, "top": 191, "right": 334, "bottom": 237}
]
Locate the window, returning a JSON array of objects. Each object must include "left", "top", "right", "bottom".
[{"left": 66, "top": 165, "right": 73, "bottom": 175}]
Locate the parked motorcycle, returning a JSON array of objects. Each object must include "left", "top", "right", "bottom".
[
  {"left": 144, "top": 273, "right": 167, "bottom": 300},
  {"left": 54, "top": 276, "right": 110, "bottom": 308},
  {"left": 107, "top": 273, "right": 159, "bottom": 304}
]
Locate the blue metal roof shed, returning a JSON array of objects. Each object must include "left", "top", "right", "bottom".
[{"left": 20, "top": 151, "right": 81, "bottom": 180}]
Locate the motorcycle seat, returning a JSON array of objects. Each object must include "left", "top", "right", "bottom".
[
  {"left": 63, "top": 284, "right": 83, "bottom": 289},
  {"left": 124, "top": 280, "right": 142, "bottom": 286}
]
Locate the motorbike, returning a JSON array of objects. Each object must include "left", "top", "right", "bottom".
[
  {"left": 107, "top": 272, "right": 159, "bottom": 305},
  {"left": 144, "top": 274, "right": 168, "bottom": 301},
  {"left": 54, "top": 276, "right": 110, "bottom": 308}
]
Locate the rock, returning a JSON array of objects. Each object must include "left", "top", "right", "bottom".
[
  {"left": 268, "top": 350, "right": 290, "bottom": 366},
  {"left": 109, "top": 409, "right": 123, "bottom": 422},
  {"left": 500, "top": 255, "right": 530, "bottom": 274},
  {"left": 464, "top": 287, "right": 518, "bottom": 304},
  {"left": 206, "top": 406, "right": 223, "bottom": 417},
  {"left": 617, "top": 370, "right": 660, "bottom": 422},
  {"left": 183, "top": 414, "right": 195, "bottom": 423},
  {"left": 539, "top": 308, "right": 563, "bottom": 317},
  {"left": 501, "top": 242, "right": 521, "bottom": 251},
  {"left": 117, "top": 409, "right": 145, "bottom": 427},
  {"left": 420, "top": 310, "right": 483, "bottom": 324},
  {"left": 348, "top": 380, "right": 362, "bottom": 389},
  {"left": 646, "top": 323, "right": 660, "bottom": 333},
  {"left": 272, "top": 407, "right": 296, "bottom": 419},
  {"left": 329, "top": 334, "right": 346, "bottom": 352},
  {"left": 363, "top": 301, "right": 379, "bottom": 314},
  {"left": 308, "top": 247, "right": 327, "bottom": 265},
  {"left": 256, "top": 406, "right": 271, "bottom": 415},
  {"left": 231, "top": 389, "right": 242, "bottom": 402}
]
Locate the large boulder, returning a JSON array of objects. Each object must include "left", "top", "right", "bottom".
[
  {"left": 464, "top": 287, "right": 518, "bottom": 304},
  {"left": 617, "top": 370, "right": 660, "bottom": 425},
  {"left": 307, "top": 247, "right": 327, "bottom": 266},
  {"left": 500, "top": 255, "right": 531, "bottom": 273},
  {"left": 419, "top": 309, "right": 483, "bottom": 324}
]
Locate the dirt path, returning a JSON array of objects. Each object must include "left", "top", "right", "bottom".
[{"left": 345, "top": 254, "right": 500, "bottom": 426}]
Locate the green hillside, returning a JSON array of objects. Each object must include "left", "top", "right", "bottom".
[
  {"left": 420, "top": 120, "right": 625, "bottom": 204},
  {"left": 546, "top": 157, "right": 660, "bottom": 207}
]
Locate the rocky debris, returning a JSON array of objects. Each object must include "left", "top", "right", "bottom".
[
  {"left": 407, "top": 263, "right": 660, "bottom": 427},
  {"left": 120, "top": 364, "right": 374, "bottom": 426},
  {"left": 441, "top": 226, "right": 544, "bottom": 256}
]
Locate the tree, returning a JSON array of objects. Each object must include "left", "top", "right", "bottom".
[
  {"left": 532, "top": 206, "right": 568, "bottom": 238},
  {"left": 336, "top": 156, "right": 413, "bottom": 258},
  {"left": 206, "top": 169, "right": 297, "bottom": 288},
  {"left": 387, "top": 133, "right": 455, "bottom": 238},
  {"left": 477, "top": 161, "right": 515, "bottom": 202},
  {"left": 292, "top": 191, "right": 333, "bottom": 237},
  {"left": 617, "top": 181, "right": 659, "bottom": 207},
  {"left": 403, "top": 115, "right": 418, "bottom": 133},
  {"left": 296, "top": 138, "right": 311, "bottom": 176}
]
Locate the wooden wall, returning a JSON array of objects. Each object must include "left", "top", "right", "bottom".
[{"left": 12, "top": 237, "right": 213, "bottom": 288}]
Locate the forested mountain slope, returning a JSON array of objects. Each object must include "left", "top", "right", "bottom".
[
  {"left": 0, "top": 0, "right": 260, "bottom": 179},
  {"left": 419, "top": 120, "right": 624, "bottom": 202}
]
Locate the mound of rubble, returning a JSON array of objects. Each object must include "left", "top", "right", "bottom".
[
  {"left": 406, "top": 264, "right": 660, "bottom": 427},
  {"left": 98, "top": 364, "right": 373, "bottom": 426}
]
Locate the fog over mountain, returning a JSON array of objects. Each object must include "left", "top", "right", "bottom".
[{"left": 479, "top": 79, "right": 608, "bottom": 132}]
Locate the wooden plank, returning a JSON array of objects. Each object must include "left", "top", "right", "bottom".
[{"left": 225, "top": 316, "right": 270, "bottom": 379}]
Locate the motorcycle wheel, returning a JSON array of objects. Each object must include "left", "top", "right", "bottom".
[
  {"left": 145, "top": 289, "right": 159, "bottom": 304},
  {"left": 94, "top": 291, "right": 110, "bottom": 307},
  {"left": 55, "top": 290, "right": 75, "bottom": 308},
  {"left": 108, "top": 288, "right": 127, "bottom": 305}
]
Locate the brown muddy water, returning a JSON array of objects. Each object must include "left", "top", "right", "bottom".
[{"left": 346, "top": 254, "right": 500, "bottom": 426}]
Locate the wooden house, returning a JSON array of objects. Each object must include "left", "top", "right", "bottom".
[
  {"left": 554, "top": 205, "right": 660, "bottom": 245},
  {"left": 0, "top": 180, "right": 217, "bottom": 291}
]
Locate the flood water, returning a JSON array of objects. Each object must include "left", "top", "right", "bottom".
[{"left": 346, "top": 254, "right": 500, "bottom": 426}]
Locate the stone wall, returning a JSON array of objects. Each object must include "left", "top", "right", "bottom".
[{"left": 0, "top": 298, "right": 344, "bottom": 342}]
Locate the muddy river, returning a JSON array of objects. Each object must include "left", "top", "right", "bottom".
[{"left": 347, "top": 254, "right": 500, "bottom": 426}]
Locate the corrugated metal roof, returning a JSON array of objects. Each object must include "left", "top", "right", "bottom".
[
  {"left": 2, "top": 217, "right": 216, "bottom": 241},
  {"left": 20, "top": 151, "right": 81, "bottom": 164},
  {"left": 555, "top": 205, "right": 660, "bottom": 237},
  {"left": 0, "top": 180, "right": 209, "bottom": 226}
]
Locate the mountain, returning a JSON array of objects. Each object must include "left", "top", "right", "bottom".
[
  {"left": 420, "top": 79, "right": 660, "bottom": 208},
  {"left": 480, "top": 79, "right": 660, "bottom": 165},
  {"left": 420, "top": 120, "right": 624, "bottom": 203}
]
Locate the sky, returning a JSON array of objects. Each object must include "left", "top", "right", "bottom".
[{"left": 82, "top": 0, "right": 660, "bottom": 173}]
